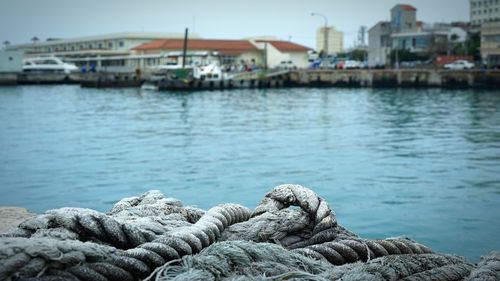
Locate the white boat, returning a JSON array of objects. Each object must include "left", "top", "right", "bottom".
[
  {"left": 23, "top": 57, "right": 79, "bottom": 74},
  {"left": 193, "top": 63, "right": 230, "bottom": 81}
]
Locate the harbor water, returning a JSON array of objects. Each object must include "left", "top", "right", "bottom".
[{"left": 0, "top": 85, "right": 499, "bottom": 261}]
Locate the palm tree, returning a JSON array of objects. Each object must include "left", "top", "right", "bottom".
[{"left": 31, "top": 36, "right": 39, "bottom": 44}]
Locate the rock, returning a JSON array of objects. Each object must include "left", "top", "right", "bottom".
[{"left": 0, "top": 206, "right": 35, "bottom": 233}]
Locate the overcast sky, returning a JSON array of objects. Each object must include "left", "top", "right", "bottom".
[{"left": 0, "top": 0, "right": 469, "bottom": 49}]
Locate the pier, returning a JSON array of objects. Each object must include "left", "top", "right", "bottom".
[
  {"left": 2, "top": 69, "right": 500, "bottom": 89},
  {"left": 289, "top": 69, "right": 500, "bottom": 88}
]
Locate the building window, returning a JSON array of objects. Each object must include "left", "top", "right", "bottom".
[
  {"left": 98, "top": 43, "right": 102, "bottom": 49},
  {"left": 119, "top": 41, "right": 124, "bottom": 47},
  {"left": 88, "top": 44, "right": 92, "bottom": 49},
  {"left": 71, "top": 46, "right": 75, "bottom": 51}
]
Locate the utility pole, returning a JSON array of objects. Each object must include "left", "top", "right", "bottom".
[
  {"left": 358, "top": 26, "right": 367, "bottom": 47},
  {"left": 395, "top": 47, "right": 399, "bottom": 69},
  {"left": 182, "top": 28, "right": 188, "bottom": 68},
  {"left": 312, "top": 13, "right": 329, "bottom": 57}
]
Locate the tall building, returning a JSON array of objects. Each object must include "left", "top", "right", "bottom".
[
  {"left": 315, "top": 26, "right": 343, "bottom": 55},
  {"left": 481, "top": 21, "right": 500, "bottom": 65},
  {"left": 391, "top": 4, "right": 417, "bottom": 33},
  {"left": 470, "top": 0, "right": 500, "bottom": 26}
]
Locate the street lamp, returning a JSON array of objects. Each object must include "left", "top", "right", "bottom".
[{"left": 311, "top": 12, "right": 328, "bottom": 57}]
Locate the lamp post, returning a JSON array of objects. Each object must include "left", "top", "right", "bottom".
[{"left": 311, "top": 13, "right": 328, "bottom": 57}]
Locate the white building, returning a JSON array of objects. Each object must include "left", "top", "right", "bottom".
[
  {"left": 253, "top": 40, "right": 312, "bottom": 68},
  {"left": 0, "top": 50, "right": 23, "bottom": 73},
  {"left": 368, "top": 21, "right": 392, "bottom": 65},
  {"left": 133, "top": 38, "right": 312, "bottom": 69},
  {"left": 470, "top": 0, "right": 500, "bottom": 26},
  {"left": 6, "top": 32, "right": 313, "bottom": 71},
  {"left": 6, "top": 32, "right": 201, "bottom": 71},
  {"left": 315, "top": 26, "right": 343, "bottom": 55}
]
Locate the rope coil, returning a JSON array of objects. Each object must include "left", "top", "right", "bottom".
[{"left": 0, "top": 185, "right": 497, "bottom": 281}]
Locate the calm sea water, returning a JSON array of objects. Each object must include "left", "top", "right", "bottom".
[{"left": 1, "top": 85, "right": 499, "bottom": 261}]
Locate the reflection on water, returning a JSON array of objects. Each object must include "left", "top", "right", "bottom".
[{"left": 1, "top": 86, "right": 499, "bottom": 261}]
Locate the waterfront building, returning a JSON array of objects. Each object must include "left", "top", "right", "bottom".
[
  {"left": 369, "top": 4, "right": 468, "bottom": 66},
  {"left": 315, "top": 26, "right": 343, "bottom": 55},
  {"left": 391, "top": 4, "right": 418, "bottom": 33},
  {"left": 0, "top": 50, "right": 23, "bottom": 73},
  {"left": 6, "top": 32, "right": 312, "bottom": 71},
  {"left": 133, "top": 39, "right": 263, "bottom": 68},
  {"left": 392, "top": 24, "right": 467, "bottom": 55},
  {"left": 368, "top": 22, "right": 392, "bottom": 65},
  {"left": 470, "top": 0, "right": 500, "bottom": 26},
  {"left": 481, "top": 21, "right": 500, "bottom": 65},
  {"left": 6, "top": 32, "right": 201, "bottom": 70},
  {"left": 133, "top": 38, "right": 312, "bottom": 69},
  {"left": 253, "top": 40, "right": 312, "bottom": 68}
]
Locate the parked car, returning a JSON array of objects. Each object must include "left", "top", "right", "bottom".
[
  {"left": 278, "top": 60, "right": 296, "bottom": 70},
  {"left": 309, "top": 59, "right": 322, "bottom": 69},
  {"left": 443, "top": 60, "right": 474, "bottom": 70},
  {"left": 334, "top": 60, "right": 345, "bottom": 69},
  {"left": 344, "top": 60, "right": 362, "bottom": 69},
  {"left": 368, "top": 63, "right": 386, "bottom": 69}
]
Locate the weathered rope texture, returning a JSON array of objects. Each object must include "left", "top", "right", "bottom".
[{"left": 0, "top": 184, "right": 498, "bottom": 281}]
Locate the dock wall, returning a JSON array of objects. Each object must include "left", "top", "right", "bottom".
[
  {"left": 0, "top": 73, "right": 18, "bottom": 86},
  {"left": 2, "top": 69, "right": 500, "bottom": 89},
  {"left": 289, "top": 69, "right": 500, "bottom": 88}
]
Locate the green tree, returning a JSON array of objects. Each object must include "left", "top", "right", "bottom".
[
  {"left": 350, "top": 49, "right": 368, "bottom": 61},
  {"left": 466, "top": 32, "right": 481, "bottom": 61}
]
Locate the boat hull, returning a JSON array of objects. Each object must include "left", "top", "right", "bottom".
[{"left": 158, "top": 79, "right": 287, "bottom": 91}]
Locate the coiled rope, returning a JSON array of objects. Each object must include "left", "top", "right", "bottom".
[
  {"left": 1, "top": 204, "right": 250, "bottom": 280},
  {"left": 0, "top": 184, "right": 498, "bottom": 281}
]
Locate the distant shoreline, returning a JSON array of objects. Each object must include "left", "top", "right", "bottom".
[{"left": 2, "top": 69, "right": 500, "bottom": 89}]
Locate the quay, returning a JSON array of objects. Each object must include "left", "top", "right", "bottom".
[
  {"left": 1, "top": 69, "right": 500, "bottom": 89},
  {"left": 290, "top": 69, "right": 500, "bottom": 88},
  {"left": 80, "top": 72, "right": 144, "bottom": 88}
]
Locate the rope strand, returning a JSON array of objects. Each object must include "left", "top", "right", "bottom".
[{"left": 0, "top": 185, "right": 497, "bottom": 281}]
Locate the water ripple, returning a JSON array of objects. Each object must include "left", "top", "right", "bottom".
[{"left": 0, "top": 86, "right": 500, "bottom": 261}]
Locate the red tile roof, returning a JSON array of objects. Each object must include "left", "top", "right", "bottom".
[
  {"left": 256, "top": 40, "right": 311, "bottom": 52},
  {"left": 399, "top": 4, "right": 417, "bottom": 11},
  {"left": 134, "top": 39, "right": 258, "bottom": 54}
]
